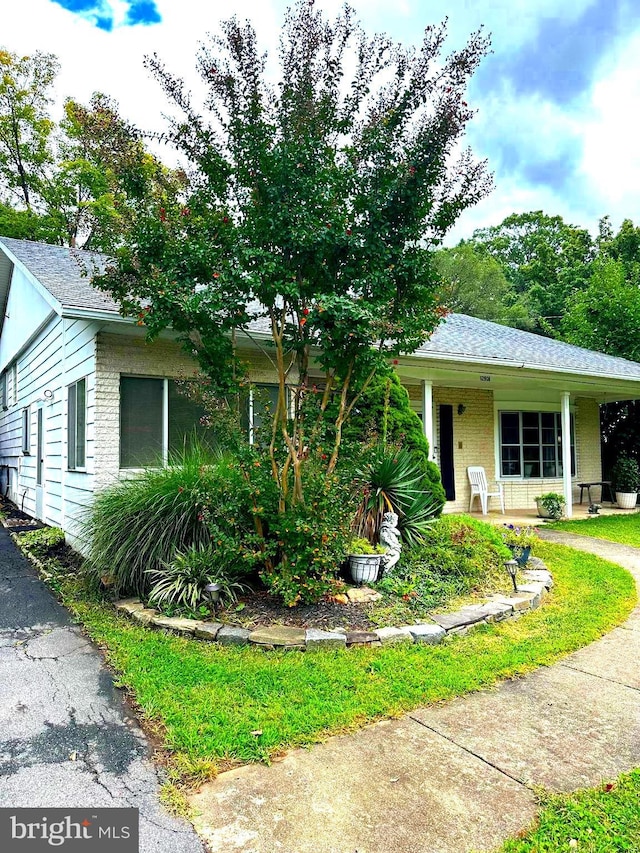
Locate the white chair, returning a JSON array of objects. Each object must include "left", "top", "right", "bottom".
[{"left": 467, "top": 466, "right": 505, "bottom": 515}]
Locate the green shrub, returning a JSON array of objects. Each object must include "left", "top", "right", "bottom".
[
  {"left": 612, "top": 455, "right": 640, "bottom": 493},
  {"left": 375, "top": 514, "right": 512, "bottom": 612},
  {"left": 82, "top": 445, "right": 257, "bottom": 598},
  {"left": 353, "top": 446, "right": 440, "bottom": 546},
  {"left": 17, "top": 526, "right": 65, "bottom": 555},
  {"left": 347, "top": 537, "right": 386, "bottom": 555},
  {"left": 147, "top": 543, "right": 249, "bottom": 613},
  {"left": 535, "top": 492, "right": 565, "bottom": 520},
  {"left": 346, "top": 370, "right": 446, "bottom": 511},
  {"left": 258, "top": 462, "right": 356, "bottom": 606}
]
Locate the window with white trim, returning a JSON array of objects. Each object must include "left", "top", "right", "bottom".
[
  {"left": 8, "top": 362, "right": 17, "bottom": 406},
  {"left": 0, "top": 372, "right": 6, "bottom": 410},
  {"left": 500, "top": 411, "right": 575, "bottom": 478},
  {"left": 240, "top": 384, "right": 282, "bottom": 445},
  {"left": 119, "top": 377, "right": 213, "bottom": 468},
  {"left": 22, "top": 407, "right": 30, "bottom": 454},
  {"left": 68, "top": 378, "right": 87, "bottom": 470}
]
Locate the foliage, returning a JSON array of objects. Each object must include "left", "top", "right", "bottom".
[
  {"left": 535, "top": 492, "right": 566, "bottom": 520},
  {"left": 611, "top": 455, "right": 640, "bottom": 493},
  {"left": 82, "top": 445, "right": 259, "bottom": 597},
  {"left": 374, "top": 515, "right": 512, "bottom": 615},
  {"left": 48, "top": 540, "right": 636, "bottom": 779},
  {"left": 94, "top": 0, "right": 491, "bottom": 514},
  {"left": 17, "top": 525, "right": 65, "bottom": 554},
  {"left": 434, "top": 242, "right": 532, "bottom": 328},
  {"left": 498, "top": 769, "right": 640, "bottom": 853},
  {"left": 353, "top": 446, "right": 440, "bottom": 547},
  {"left": 562, "top": 257, "right": 640, "bottom": 363},
  {"left": 551, "top": 513, "right": 640, "bottom": 547},
  {"left": 0, "top": 48, "right": 58, "bottom": 209},
  {"left": 0, "top": 49, "right": 180, "bottom": 250},
  {"left": 347, "top": 537, "right": 386, "bottom": 556},
  {"left": 44, "top": 93, "right": 183, "bottom": 250},
  {"left": 468, "top": 210, "right": 595, "bottom": 334},
  {"left": 147, "top": 543, "right": 248, "bottom": 613},
  {"left": 346, "top": 370, "right": 446, "bottom": 510},
  {"left": 257, "top": 461, "right": 357, "bottom": 606},
  {"left": 501, "top": 524, "right": 538, "bottom": 550}
]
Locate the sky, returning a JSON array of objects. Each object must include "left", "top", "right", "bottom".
[{"left": 2, "top": 0, "right": 639, "bottom": 244}]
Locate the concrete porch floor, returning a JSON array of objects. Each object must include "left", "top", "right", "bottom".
[{"left": 465, "top": 503, "right": 640, "bottom": 527}]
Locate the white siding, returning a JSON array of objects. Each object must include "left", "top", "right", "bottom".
[
  {"left": 0, "top": 264, "right": 56, "bottom": 372},
  {"left": 0, "top": 315, "right": 98, "bottom": 542}
]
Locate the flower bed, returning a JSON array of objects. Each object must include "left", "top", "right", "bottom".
[{"left": 114, "top": 557, "right": 553, "bottom": 650}]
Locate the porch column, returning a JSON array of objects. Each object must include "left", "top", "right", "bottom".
[
  {"left": 561, "top": 391, "right": 573, "bottom": 517},
  {"left": 421, "top": 379, "right": 434, "bottom": 461}
]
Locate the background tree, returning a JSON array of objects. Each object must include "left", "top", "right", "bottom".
[
  {"left": 434, "top": 242, "right": 532, "bottom": 327},
  {"left": 468, "top": 210, "right": 595, "bottom": 334},
  {"left": 44, "top": 93, "right": 181, "bottom": 249},
  {"left": 0, "top": 48, "right": 58, "bottom": 209},
  {"left": 0, "top": 50, "right": 178, "bottom": 250},
  {"left": 97, "top": 0, "right": 492, "bottom": 514}
]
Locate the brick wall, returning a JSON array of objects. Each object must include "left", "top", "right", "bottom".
[
  {"left": 404, "top": 382, "right": 603, "bottom": 513},
  {"left": 432, "top": 387, "right": 495, "bottom": 513}
]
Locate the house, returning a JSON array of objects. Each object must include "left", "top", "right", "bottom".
[{"left": 1, "top": 236, "right": 640, "bottom": 542}]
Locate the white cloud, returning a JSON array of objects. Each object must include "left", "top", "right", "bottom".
[{"left": 580, "top": 30, "right": 640, "bottom": 221}]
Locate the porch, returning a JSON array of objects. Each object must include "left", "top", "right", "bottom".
[{"left": 397, "top": 351, "right": 640, "bottom": 519}]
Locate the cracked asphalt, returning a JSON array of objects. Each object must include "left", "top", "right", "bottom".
[{"left": 0, "top": 525, "right": 205, "bottom": 852}]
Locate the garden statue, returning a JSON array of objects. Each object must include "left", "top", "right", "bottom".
[{"left": 379, "top": 512, "right": 402, "bottom": 573}]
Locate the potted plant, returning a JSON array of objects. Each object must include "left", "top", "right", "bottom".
[
  {"left": 502, "top": 525, "right": 537, "bottom": 566},
  {"left": 347, "top": 537, "right": 386, "bottom": 585},
  {"left": 612, "top": 455, "right": 640, "bottom": 509},
  {"left": 535, "top": 492, "right": 566, "bottom": 520}
]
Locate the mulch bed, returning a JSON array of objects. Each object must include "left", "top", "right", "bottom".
[{"left": 220, "top": 587, "right": 379, "bottom": 632}]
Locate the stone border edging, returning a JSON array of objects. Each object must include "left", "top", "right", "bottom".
[
  {"left": 3, "top": 517, "right": 553, "bottom": 652},
  {"left": 113, "top": 557, "right": 553, "bottom": 651}
]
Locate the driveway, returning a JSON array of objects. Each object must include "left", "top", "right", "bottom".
[{"left": 0, "top": 525, "right": 204, "bottom": 853}]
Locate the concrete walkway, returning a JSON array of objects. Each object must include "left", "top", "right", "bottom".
[
  {"left": 0, "top": 525, "right": 204, "bottom": 853},
  {"left": 189, "top": 530, "right": 640, "bottom": 853}
]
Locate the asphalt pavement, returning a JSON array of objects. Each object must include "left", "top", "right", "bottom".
[{"left": 0, "top": 524, "right": 204, "bottom": 853}]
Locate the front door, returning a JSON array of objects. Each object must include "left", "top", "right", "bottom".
[
  {"left": 35, "top": 406, "right": 45, "bottom": 520},
  {"left": 439, "top": 404, "right": 456, "bottom": 502}
]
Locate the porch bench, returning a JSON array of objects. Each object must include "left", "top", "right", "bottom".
[{"left": 578, "top": 481, "right": 613, "bottom": 504}]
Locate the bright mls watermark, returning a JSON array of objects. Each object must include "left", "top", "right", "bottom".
[{"left": 0, "top": 809, "right": 138, "bottom": 851}]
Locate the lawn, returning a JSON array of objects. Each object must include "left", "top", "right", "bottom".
[
  {"left": 551, "top": 512, "right": 640, "bottom": 547},
  {"left": 43, "top": 540, "right": 635, "bottom": 785},
  {"left": 496, "top": 769, "right": 640, "bottom": 852}
]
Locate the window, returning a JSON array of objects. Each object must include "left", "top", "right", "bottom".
[
  {"left": 9, "top": 362, "right": 17, "bottom": 405},
  {"left": 0, "top": 373, "right": 6, "bottom": 410},
  {"left": 22, "top": 407, "right": 30, "bottom": 454},
  {"left": 120, "top": 377, "right": 212, "bottom": 468},
  {"left": 500, "top": 411, "right": 575, "bottom": 478},
  {"left": 240, "top": 384, "right": 281, "bottom": 445},
  {"left": 68, "top": 378, "right": 87, "bottom": 470}
]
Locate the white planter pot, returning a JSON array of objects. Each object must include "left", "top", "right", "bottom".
[
  {"left": 615, "top": 491, "right": 638, "bottom": 509},
  {"left": 348, "top": 554, "right": 381, "bottom": 585},
  {"left": 535, "top": 500, "right": 564, "bottom": 519},
  {"left": 535, "top": 501, "right": 553, "bottom": 519}
]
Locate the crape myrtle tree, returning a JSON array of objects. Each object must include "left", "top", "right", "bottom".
[{"left": 96, "top": 0, "right": 492, "bottom": 512}]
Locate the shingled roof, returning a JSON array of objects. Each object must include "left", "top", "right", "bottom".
[
  {"left": 416, "top": 313, "right": 640, "bottom": 380},
  {"left": 2, "top": 236, "right": 640, "bottom": 382},
  {"left": 0, "top": 236, "right": 118, "bottom": 314}
]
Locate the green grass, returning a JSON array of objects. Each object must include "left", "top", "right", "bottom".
[
  {"left": 496, "top": 770, "right": 640, "bottom": 852},
  {"left": 551, "top": 513, "right": 640, "bottom": 547},
  {"left": 46, "top": 540, "right": 635, "bottom": 785}
]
